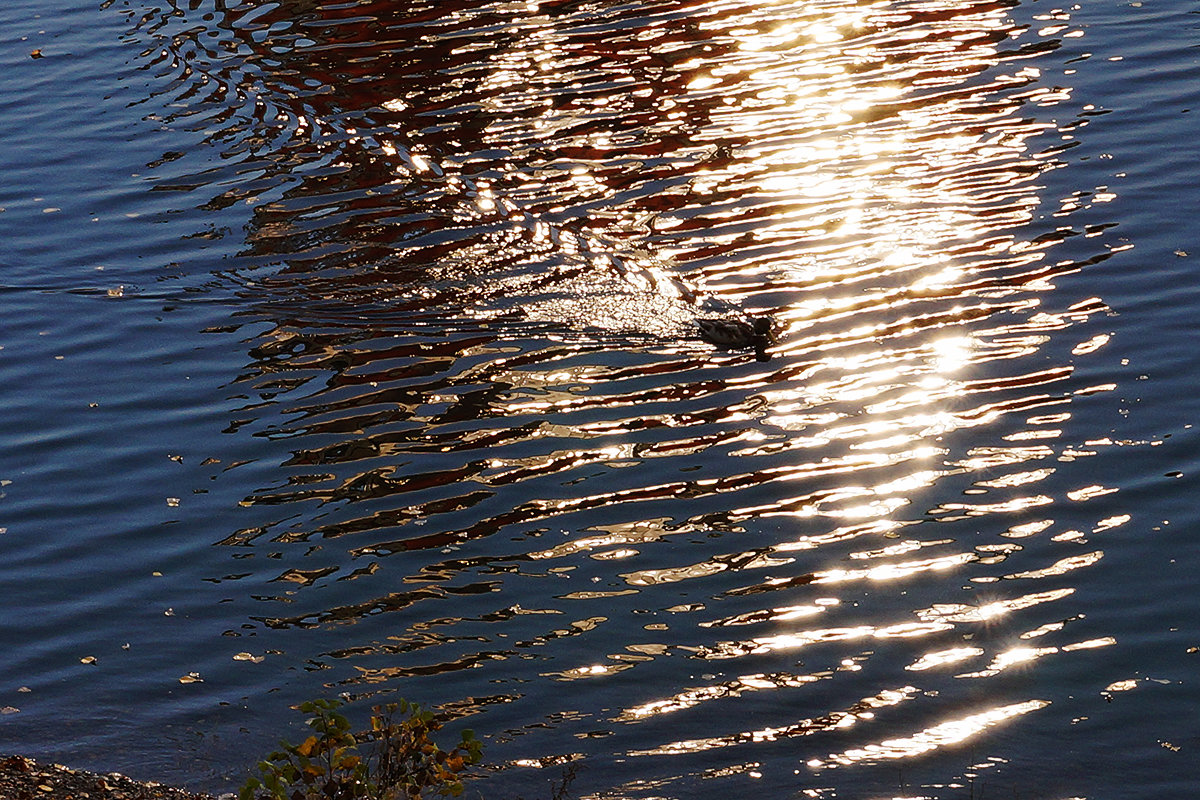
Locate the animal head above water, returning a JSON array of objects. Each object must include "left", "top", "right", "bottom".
[{"left": 696, "top": 316, "right": 777, "bottom": 361}]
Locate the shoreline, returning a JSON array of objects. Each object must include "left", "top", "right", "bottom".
[{"left": 0, "top": 755, "right": 218, "bottom": 800}]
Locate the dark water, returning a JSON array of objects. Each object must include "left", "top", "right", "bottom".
[{"left": 2, "top": 0, "right": 1199, "bottom": 797}]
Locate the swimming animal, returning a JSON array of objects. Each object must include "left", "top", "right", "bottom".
[
  {"left": 347, "top": 134, "right": 780, "bottom": 356},
  {"left": 696, "top": 316, "right": 776, "bottom": 360}
]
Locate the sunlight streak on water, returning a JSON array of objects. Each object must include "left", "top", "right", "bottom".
[{"left": 8, "top": 0, "right": 1200, "bottom": 796}]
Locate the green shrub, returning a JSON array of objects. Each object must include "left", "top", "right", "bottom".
[{"left": 241, "top": 697, "right": 483, "bottom": 800}]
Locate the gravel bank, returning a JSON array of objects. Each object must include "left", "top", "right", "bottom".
[{"left": 0, "top": 755, "right": 217, "bottom": 800}]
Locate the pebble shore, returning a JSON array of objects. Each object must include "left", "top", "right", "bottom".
[{"left": 0, "top": 755, "right": 218, "bottom": 800}]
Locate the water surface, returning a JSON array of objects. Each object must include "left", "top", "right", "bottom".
[{"left": 2, "top": 0, "right": 1200, "bottom": 797}]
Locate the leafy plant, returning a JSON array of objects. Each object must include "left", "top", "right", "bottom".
[{"left": 241, "top": 697, "right": 483, "bottom": 800}]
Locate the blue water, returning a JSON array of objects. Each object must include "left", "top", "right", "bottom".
[{"left": 2, "top": 0, "right": 1200, "bottom": 797}]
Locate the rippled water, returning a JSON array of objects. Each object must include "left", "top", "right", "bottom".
[{"left": 3, "top": 0, "right": 1200, "bottom": 797}]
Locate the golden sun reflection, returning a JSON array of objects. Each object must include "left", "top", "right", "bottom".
[
  {"left": 629, "top": 687, "right": 921, "bottom": 757},
  {"left": 906, "top": 646, "right": 986, "bottom": 672},
  {"left": 808, "top": 700, "right": 1050, "bottom": 768},
  {"left": 558, "top": 0, "right": 1121, "bottom": 568},
  {"left": 616, "top": 671, "right": 825, "bottom": 724},
  {"left": 188, "top": 0, "right": 1129, "bottom": 787},
  {"left": 956, "top": 636, "right": 1115, "bottom": 678},
  {"left": 916, "top": 588, "right": 1075, "bottom": 624}
]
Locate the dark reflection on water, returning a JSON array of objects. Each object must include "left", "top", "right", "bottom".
[{"left": 88, "top": 0, "right": 1147, "bottom": 794}]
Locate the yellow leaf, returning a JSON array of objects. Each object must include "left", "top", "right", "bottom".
[{"left": 295, "top": 736, "right": 319, "bottom": 757}]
